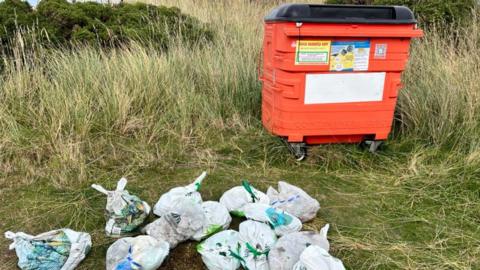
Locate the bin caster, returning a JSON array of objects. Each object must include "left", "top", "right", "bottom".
[
  {"left": 287, "top": 142, "right": 307, "bottom": 161},
  {"left": 363, "top": 140, "right": 383, "bottom": 153}
]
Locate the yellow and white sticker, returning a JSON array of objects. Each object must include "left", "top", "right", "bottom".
[{"left": 295, "top": 40, "right": 331, "bottom": 65}]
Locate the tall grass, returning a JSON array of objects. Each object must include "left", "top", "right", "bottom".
[
  {"left": 0, "top": 0, "right": 267, "bottom": 188},
  {"left": 399, "top": 13, "right": 480, "bottom": 153}
]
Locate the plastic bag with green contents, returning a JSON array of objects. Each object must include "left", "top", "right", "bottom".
[
  {"left": 192, "top": 201, "right": 232, "bottom": 241},
  {"left": 197, "top": 230, "right": 241, "bottom": 270},
  {"left": 219, "top": 180, "right": 270, "bottom": 217},
  {"left": 92, "top": 177, "right": 151, "bottom": 237},
  {"left": 237, "top": 220, "right": 277, "bottom": 270}
]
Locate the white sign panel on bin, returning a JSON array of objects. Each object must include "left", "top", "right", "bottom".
[{"left": 304, "top": 72, "right": 386, "bottom": 104}]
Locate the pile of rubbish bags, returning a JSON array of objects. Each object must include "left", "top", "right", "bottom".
[{"left": 5, "top": 172, "right": 346, "bottom": 270}]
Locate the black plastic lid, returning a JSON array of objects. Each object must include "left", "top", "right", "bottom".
[{"left": 265, "top": 4, "right": 416, "bottom": 24}]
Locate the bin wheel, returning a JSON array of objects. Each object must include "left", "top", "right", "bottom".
[
  {"left": 363, "top": 140, "right": 383, "bottom": 153},
  {"left": 287, "top": 142, "right": 307, "bottom": 161}
]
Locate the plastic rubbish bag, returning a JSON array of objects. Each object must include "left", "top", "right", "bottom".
[
  {"left": 153, "top": 171, "right": 207, "bottom": 217},
  {"left": 197, "top": 230, "right": 241, "bottom": 270},
  {"left": 292, "top": 245, "right": 345, "bottom": 270},
  {"left": 5, "top": 229, "right": 91, "bottom": 270},
  {"left": 219, "top": 180, "right": 270, "bottom": 217},
  {"left": 269, "top": 224, "right": 331, "bottom": 270},
  {"left": 237, "top": 220, "right": 277, "bottom": 270},
  {"left": 92, "top": 177, "right": 151, "bottom": 237},
  {"left": 192, "top": 201, "right": 232, "bottom": 241},
  {"left": 267, "top": 181, "right": 320, "bottom": 222},
  {"left": 144, "top": 199, "right": 205, "bottom": 248},
  {"left": 106, "top": 235, "right": 169, "bottom": 270},
  {"left": 243, "top": 203, "right": 302, "bottom": 236}
]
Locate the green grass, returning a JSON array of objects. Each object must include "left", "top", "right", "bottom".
[{"left": 1, "top": 0, "right": 479, "bottom": 269}]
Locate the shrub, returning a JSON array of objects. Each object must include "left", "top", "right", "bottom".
[
  {"left": 36, "top": 0, "right": 90, "bottom": 42},
  {"left": 325, "top": 0, "right": 477, "bottom": 26},
  {"left": 0, "top": 0, "right": 213, "bottom": 48},
  {"left": 0, "top": 0, "right": 34, "bottom": 41}
]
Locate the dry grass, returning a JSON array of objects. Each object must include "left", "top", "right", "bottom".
[{"left": 0, "top": 0, "right": 479, "bottom": 269}]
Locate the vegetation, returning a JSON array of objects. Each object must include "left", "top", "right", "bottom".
[
  {"left": 326, "top": 0, "right": 477, "bottom": 26},
  {"left": 0, "top": 0, "right": 213, "bottom": 48},
  {"left": 0, "top": 0, "right": 479, "bottom": 269}
]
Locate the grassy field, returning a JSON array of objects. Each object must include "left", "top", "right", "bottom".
[{"left": 1, "top": 0, "right": 480, "bottom": 269}]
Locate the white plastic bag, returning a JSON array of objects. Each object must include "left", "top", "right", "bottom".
[
  {"left": 219, "top": 180, "right": 270, "bottom": 217},
  {"left": 5, "top": 229, "right": 91, "bottom": 270},
  {"left": 92, "top": 177, "right": 151, "bottom": 237},
  {"left": 197, "top": 230, "right": 241, "bottom": 270},
  {"left": 106, "top": 235, "right": 169, "bottom": 270},
  {"left": 153, "top": 171, "right": 207, "bottom": 217},
  {"left": 243, "top": 203, "right": 302, "bottom": 236},
  {"left": 192, "top": 201, "right": 232, "bottom": 241},
  {"left": 237, "top": 220, "right": 277, "bottom": 270},
  {"left": 292, "top": 245, "right": 345, "bottom": 270},
  {"left": 269, "top": 224, "right": 330, "bottom": 270},
  {"left": 144, "top": 199, "right": 206, "bottom": 248},
  {"left": 267, "top": 181, "right": 320, "bottom": 222}
]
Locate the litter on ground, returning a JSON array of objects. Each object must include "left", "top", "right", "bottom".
[
  {"left": 237, "top": 220, "right": 278, "bottom": 270},
  {"left": 192, "top": 201, "right": 232, "bottom": 241},
  {"left": 269, "top": 225, "right": 331, "bottom": 270},
  {"left": 5, "top": 229, "right": 91, "bottom": 270},
  {"left": 144, "top": 199, "right": 205, "bottom": 248},
  {"left": 267, "top": 181, "right": 320, "bottom": 222},
  {"left": 243, "top": 203, "right": 302, "bottom": 236},
  {"left": 219, "top": 180, "right": 270, "bottom": 217},
  {"left": 106, "top": 235, "right": 169, "bottom": 270},
  {"left": 92, "top": 177, "right": 151, "bottom": 237},
  {"left": 292, "top": 245, "right": 345, "bottom": 270},
  {"left": 197, "top": 230, "right": 241, "bottom": 270},
  {"left": 6, "top": 173, "right": 346, "bottom": 270},
  {"left": 153, "top": 171, "right": 207, "bottom": 217}
]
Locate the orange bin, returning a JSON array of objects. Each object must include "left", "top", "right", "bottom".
[{"left": 260, "top": 4, "right": 423, "bottom": 159}]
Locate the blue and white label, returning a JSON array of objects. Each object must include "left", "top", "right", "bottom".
[{"left": 330, "top": 40, "right": 370, "bottom": 72}]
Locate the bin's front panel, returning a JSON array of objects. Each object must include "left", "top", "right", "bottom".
[{"left": 263, "top": 69, "right": 403, "bottom": 142}]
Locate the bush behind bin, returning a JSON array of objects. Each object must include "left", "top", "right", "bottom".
[
  {"left": 0, "top": 0, "right": 214, "bottom": 49},
  {"left": 326, "top": 0, "right": 477, "bottom": 26}
]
